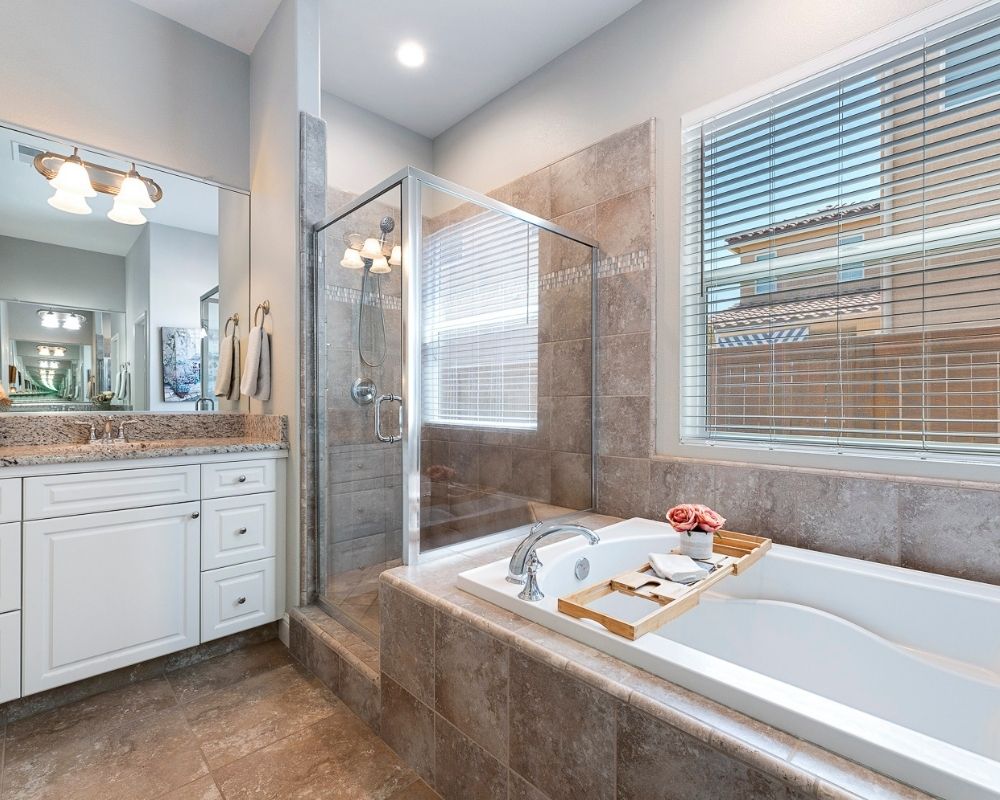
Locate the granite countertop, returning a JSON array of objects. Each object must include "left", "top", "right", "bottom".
[
  {"left": 383, "top": 512, "right": 929, "bottom": 800},
  {"left": 0, "top": 437, "right": 288, "bottom": 468}
]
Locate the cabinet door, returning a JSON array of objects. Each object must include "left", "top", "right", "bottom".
[
  {"left": 0, "top": 479, "right": 20, "bottom": 524},
  {"left": 0, "top": 522, "right": 21, "bottom": 613},
  {"left": 22, "top": 502, "right": 200, "bottom": 695},
  {"left": 0, "top": 611, "right": 20, "bottom": 703}
]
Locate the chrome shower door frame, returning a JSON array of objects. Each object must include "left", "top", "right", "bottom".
[{"left": 314, "top": 167, "right": 599, "bottom": 568}]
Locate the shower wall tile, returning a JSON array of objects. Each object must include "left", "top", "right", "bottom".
[
  {"left": 540, "top": 207, "right": 596, "bottom": 275},
  {"left": 596, "top": 271, "right": 651, "bottom": 337},
  {"left": 596, "top": 396, "right": 650, "bottom": 458},
  {"left": 554, "top": 396, "right": 592, "bottom": 455},
  {"left": 507, "top": 448, "right": 552, "bottom": 504},
  {"left": 550, "top": 453, "right": 593, "bottom": 509},
  {"left": 491, "top": 167, "right": 552, "bottom": 219},
  {"left": 597, "top": 333, "right": 650, "bottom": 397},
  {"left": 595, "top": 187, "right": 651, "bottom": 258},
  {"left": 550, "top": 339, "right": 592, "bottom": 397},
  {"left": 540, "top": 282, "right": 593, "bottom": 343},
  {"left": 596, "top": 456, "right": 650, "bottom": 519}
]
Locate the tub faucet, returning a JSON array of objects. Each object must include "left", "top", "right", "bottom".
[{"left": 507, "top": 521, "right": 600, "bottom": 602}]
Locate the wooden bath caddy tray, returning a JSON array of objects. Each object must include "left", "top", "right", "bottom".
[{"left": 557, "top": 530, "right": 771, "bottom": 640}]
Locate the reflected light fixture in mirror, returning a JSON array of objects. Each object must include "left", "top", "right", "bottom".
[{"left": 38, "top": 310, "right": 60, "bottom": 329}]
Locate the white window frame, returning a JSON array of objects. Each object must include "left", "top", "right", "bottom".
[{"left": 669, "top": 0, "right": 1000, "bottom": 482}]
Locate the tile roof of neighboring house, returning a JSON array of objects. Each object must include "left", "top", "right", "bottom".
[
  {"left": 710, "top": 290, "right": 882, "bottom": 330},
  {"left": 725, "top": 202, "right": 882, "bottom": 247}
]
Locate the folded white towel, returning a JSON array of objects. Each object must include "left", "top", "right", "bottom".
[
  {"left": 648, "top": 553, "right": 707, "bottom": 584},
  {"left": 215, "top": 334, "right": 235, "bottom": 398},
  {"left": 240, "top": 326, "right": 262, "bottom": 398}
]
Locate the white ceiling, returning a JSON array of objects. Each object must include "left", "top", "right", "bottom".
[
  {"left": 126, "top": 0, "right": 282, "bottom": 54},
  {"left": 124, "top": 0, "right": 643, "bottom": 138},
  {"left": 0, "top": 126, "right": 221, "bottom": 257},
  {"left": 318, "top": 0, "right": 644, "bottom": 137}
]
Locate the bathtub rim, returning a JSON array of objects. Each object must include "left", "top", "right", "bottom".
[{"left": 452, "top": 517, "right": 1000, "bottom": 800}]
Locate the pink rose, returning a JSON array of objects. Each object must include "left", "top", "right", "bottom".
[
  {"left": 694, "top": 504, "right": 726, "bottom": 532},
  {"left": 666, "top": 504, "right": 699, "bottom": 532}
]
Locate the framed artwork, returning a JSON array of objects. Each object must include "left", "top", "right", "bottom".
[{"left": 160, "top": 327, "right": 203, "bottom": 402}]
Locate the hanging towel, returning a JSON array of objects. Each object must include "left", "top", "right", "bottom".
[
  {"left": 254, "top": 330, "right": 271, "bottom": 402},
  {"left": 215, "top": 333, "right": 237, "bottom": 399},
  {"left": 120, "top": 370, "right": 131, "bottom": 405},
  {"left": 240, "top": 326, "right": 262, "bottom": 398},
  {"left": 240, "top": 326, "right": 270, "bottom": 401},
  {"left": 113, "top": 368, "right": 124, "bottom": 400}
]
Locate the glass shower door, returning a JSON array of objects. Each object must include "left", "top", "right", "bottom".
[{"left": 317, "top": 183, "right": 404, "bottom": 638}]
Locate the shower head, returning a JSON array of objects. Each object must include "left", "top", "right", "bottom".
[{"left": 379, "top": 217, "right": 395, "bottom": 236}]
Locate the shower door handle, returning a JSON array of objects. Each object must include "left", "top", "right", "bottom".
[{"left": 374, "top": 394, "right": 403, "bottom": 443}]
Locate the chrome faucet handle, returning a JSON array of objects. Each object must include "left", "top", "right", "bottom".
[
  {"left": 517, "top": 551, "right": 544, "bottom": 602},
  {"left": 116, "top": 419, "right": 140, "bottom": 442},
  {"left": 76, "top": 422, "right": 97, "bottom": 443},
  {"left": 100, "top": 418, "right": 115, "bottom": 442}
]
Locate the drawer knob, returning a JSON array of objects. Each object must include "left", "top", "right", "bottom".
[
  {"left": 237, "top": 527, "right": 248, "bottom": 535},
  {"left": 237, "top": 596, "right": 247, "bottom": 605},
  {"left": 191, "top": 512, "right": 200, "bottom": 519},
  {"left": 238, "top": 475, "right": 247, "bottom": 483}
]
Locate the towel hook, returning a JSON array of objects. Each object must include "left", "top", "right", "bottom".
[
  {"left": 224, "top": 312, "right": 240, "bottom": 337},
  {"left": 254, "top": 300, "right": 270, "bottom": 327}
]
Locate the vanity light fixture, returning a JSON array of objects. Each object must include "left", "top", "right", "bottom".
[
  {"left": 39, "top": 310, "right": 60, "bottom": 329},
  {"left": 34, "top": 149, "right": 163, "bottom": 225},
  {"left": 61, "top": 313, "right": 84, "bottom": 331},
  {"left": 340, "top": 218, "right": 399, "bottom": 274},
  {"left": 35, "top": 345, "right": 67, "bottom": 358}
]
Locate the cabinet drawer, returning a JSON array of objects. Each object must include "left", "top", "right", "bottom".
[
  {"left": 201, "top": 557, "right": 276, "bottom": 642},
  {"left": 22, "top": 503, "right": 200, "bottom": 695},
  {"left": 201, "top": 460, "right": 276, "bottom": 499},
  {"left": 201, "top": 493, "right": 276, "bottom": 570},
  {"left": 0, "top": 479, "right": 20, "bottom": 524},
  {"left": 0, "top": 611, "right": 20, "bottom": 703},
  {"left": 0, "top": 522, "right": 20, "bottom": 613},
  {"left": 23, "top": 465, "right": 200, "bottom": 520}
]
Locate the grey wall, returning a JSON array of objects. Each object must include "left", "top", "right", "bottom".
[
  {"left": 322, "top": 93, "right": 433, "bottom": 195},
  {"left": 0, "top": 0, "right": 251, "bottom": 190},
  {"left": 0, "top": 235, "right": 126, "bottom": 311}
]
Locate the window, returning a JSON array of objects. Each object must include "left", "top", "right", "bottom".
[
  {"left": 422, "top": 210, "right": 538, "bottom": 429},
  {"left": 682, "top": 6, "right": 1000, "bottom": 456}
]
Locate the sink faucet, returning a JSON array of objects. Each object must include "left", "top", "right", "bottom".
[{"left": 507, "top": 521, "right": 600, "bottom": 602}]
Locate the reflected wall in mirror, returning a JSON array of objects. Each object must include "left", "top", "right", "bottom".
[{"left": 0, "top": 123, "right": 250, "bottom": 413}]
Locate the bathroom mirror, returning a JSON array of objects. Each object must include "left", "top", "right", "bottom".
[{"left": 0, "top": 123, "right": 250, "bottom": 413}]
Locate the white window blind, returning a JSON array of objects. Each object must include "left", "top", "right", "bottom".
[
  {"left": 422, "top": 209, "right": 538, "bottom": 429},
  {"left": 681, "top": 5, "right": 1000, "bottom": 456}
]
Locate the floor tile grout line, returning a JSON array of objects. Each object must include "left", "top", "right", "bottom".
[{"left": 160, "top": 665, "right": 216, "bottom": 797}]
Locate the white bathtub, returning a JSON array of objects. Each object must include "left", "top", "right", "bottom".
[{"left": 457, "top": 518, "right": 1000, "bottom": 800}]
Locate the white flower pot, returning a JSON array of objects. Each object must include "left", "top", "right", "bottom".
[{"left": 679, "top": 529, "right": 715, "bottom": 559}]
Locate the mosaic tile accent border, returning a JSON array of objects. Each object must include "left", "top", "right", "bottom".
[
  {"left": 538, "top": 248, "right": 649, "bottom": 291},
  {"left": 325, "top": 284, "right": 402, "bottom": 312}
]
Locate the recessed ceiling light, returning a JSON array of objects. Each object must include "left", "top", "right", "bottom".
[{"left": 396, "top": 41, "right": 425, "bottom": 68}]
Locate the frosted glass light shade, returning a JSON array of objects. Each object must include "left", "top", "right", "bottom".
[
  {"left": 340, "top": 248, "right": 364, "bottom": 269},
  {"left": 389, "top": 245, "right": 402, "bottom": 267},
  {"left": 47, "top": 189, "right": 92, "bottom": 215},
  {"left": 370, "top": 256, "right": 391, "bottom": 274},
  {"left": 117, "top": 173, "right": 155, "bottom": 209},
  {"left": 108, "top": 197, "right": 147, "bottom": 225},
  {"left": 49, "top": 158, "right": 96, "bottom": 197},
  {"left": 40, "top": 312, "right": 60, "bottom": 328},
  {"left": 62, "top": 314, "right": 82, "bottom": 331},
  {"left": 360, "top": 238, "right": 383, "bottom": 259}
]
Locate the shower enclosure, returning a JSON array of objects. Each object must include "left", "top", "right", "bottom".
[{"left": 314, "top": 168, "right": 597, "bottom": 637}]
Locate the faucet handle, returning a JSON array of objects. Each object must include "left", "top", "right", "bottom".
[
  {"left": 116, "top": 419, "right": 140, "bottom": 441},
  {"left": 75, "top": 421, "right": 97, "bottom": 443}
]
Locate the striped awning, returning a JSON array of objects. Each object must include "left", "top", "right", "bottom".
[{"left": 715, "top": 327, "right": 809, "bottom": 348}]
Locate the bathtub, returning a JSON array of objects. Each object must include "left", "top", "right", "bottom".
[{"left": 457, "top": 518, "right": 1000, "bottom": 800}]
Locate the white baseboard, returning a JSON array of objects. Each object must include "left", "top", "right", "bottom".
[{"left": 278, "top": 613, "right": 290, "bottom": 647}]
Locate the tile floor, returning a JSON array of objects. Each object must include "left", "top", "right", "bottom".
[{"left": 0, "top": 639, "right": 438, "bottom": 800}]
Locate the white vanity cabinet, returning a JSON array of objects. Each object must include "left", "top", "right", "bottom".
[{"left": 4, "top": 451, "right": 285, "bottom": 700}]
